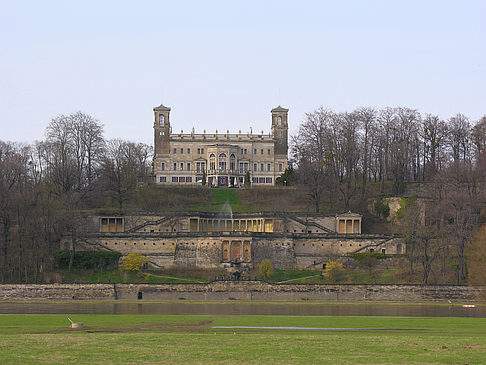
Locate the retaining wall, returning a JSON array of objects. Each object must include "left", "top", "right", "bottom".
[{"left": 0, "top": 282, "right": 483, "bottom": 302}]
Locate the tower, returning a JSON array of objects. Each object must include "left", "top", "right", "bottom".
[
  {"left": 154, "top": 104, "right": 171, "bottom": 155},
  {"left": 271, "top": 106, "right": 289, "bottom": 156}
]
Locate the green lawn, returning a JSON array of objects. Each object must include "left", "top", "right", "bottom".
[
  {"left": 49, "top": 269, "right": 209, "bottom": 284},
  {"left": 45, "top": 267, "right": 410, "bottom": 285},
  {"left": 211, "top": 189, "right": 240, "bottom": 204},
  {"left": 0, "top": 314, "right": 485, "bottom": 364},
  {"left": 187, "top": 188, "right": 270, "bottom": 213}
]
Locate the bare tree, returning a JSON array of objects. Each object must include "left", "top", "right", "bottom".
[
  {"left": 355, "top": 107, "right": 376, "bottom": 205},
  {"left": 336, "top": 112, "right": 361, "bottom": 209},
  {"left": 420, "top": 114, "right": 448, "bottom": 178},
  {"left": 101, "top": 139, "right": 152, "bottom": 210},
  {"left": 447, "top": 113, "right": 471, "bottom": 163},
  {"left": 471, "top": 115, "right": 486, "bottom": 158},
  {"left": 45, "top": 112, "right": 105, "bottom": 198},
  {"left": 389, "top": 108, "right": 420, "bottom": 194}
]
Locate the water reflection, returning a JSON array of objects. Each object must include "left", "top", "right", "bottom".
[{"left": 0, "top": 302, "right": 484, "bottom": 318}]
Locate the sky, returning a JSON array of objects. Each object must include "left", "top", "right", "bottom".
[{"left": 1, "top": 0, "right": 485, "bottom": 146}]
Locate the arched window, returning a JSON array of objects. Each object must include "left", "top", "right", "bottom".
[
  {"left": 159, "top": 114, "right": 165, "bottom": 125},
  {"left": 218, "top": 153, "right": 226, "bottom": 171},
  {"left": 209, "top": 154, "right": 216, "bottom": 171},
  {"left": 230, "top": 154, "right": 236, "bottom": 171},
  {"left": 277, "top": 116, "right": 282, "bottom": 126}
]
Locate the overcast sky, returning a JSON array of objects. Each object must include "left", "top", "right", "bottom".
[{"left": 1, "top": 0, "right": 485, "bottom": 146}]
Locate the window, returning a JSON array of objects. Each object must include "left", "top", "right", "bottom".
[
  {"left": 218, "top": 153, "right": 226, "bottom": 170},
  {"left": 230, "top": 154, "right": 236, "bottom": 171},
  {"left": 210, "top": 154, "right": 216, "bottom": 170},
  {"left": 239, "top": 162, "right": 244, "bottom": 172},
  {"left": 201, "top": 148, "right": 204, "bottom": 154},
  {"left": 240, "top": 149, "right": 244, "bottom": 154},
  {"left": 180, "top": 162, "right": 184, "bottom": 171},
  {"left": 267, "top": 149, "right": 271, "bottom": 155},
  {"left": 161, "top": 162, "right": 165, "bottom": 171},
  {"left": 178, "top": 177, "right": 185, "bottom": 182},
  {"left": 186, "top": 177, "right": 192, "bottom": 182},
  {"left": 187, "top": 148, "right": 190, "bottom": 154},
  {"left": 253, "top": 163, "right": 257, "bottom": 171},
  {"left": 252, "top": 177, "right": 257, "bottom": 183},
  {"left": 173, "top": 163, "right": 177, "bottom": 171},
  {"left": 201, "top": 162, "right": 205, "bottom": 171},
  {"left": 278, "top": 116, "right": 282, "bottom": 126},
  {"left": 172, "top": 177, "right": 178, "bottom": 182},
  {"left": 260, "top": 163, "right": 264, "bottom": 171},
  {"left": 261, "top": 149, "right": 264, "bottom": 155},
  {"left": 100, "top": 218, "right": 124, "bottom": 233},
  {"left": 265, "top": 177, "right": 272, "bottom": 184},
  {"left": 244, "top": 149, "right": 247, "bottom": 154},
  {"left": 279, "top": 163, "right": 283, "bottom": 172},
  {"left": 173, "top": 148, "right": 177, "bottom": 154},
  {"left": 267, "top": 163, "right": 271, "bottom": 171},
  {"left": 187, "top": 163, "right": 191, "bottom": 171},
  {"left": 159, "top": 131, "right": 164, "bottom": 136},
  {"left": 259, "top": 177, "right": 265, "bottom": 183},
  {"left": 197, "top": 148, "right": 200, "bottom": 154},
  {"left": 159, "top": 176, "right": 166, "bottom": 183},
  {"left": 196, "top": 162, "right": 201, "bottom": 172},
  {"left": 159, "top": 114, "right": 165, "bottom": 125},
  {"left": 180, "top": 148, "right": 183, "bottom": 154}
]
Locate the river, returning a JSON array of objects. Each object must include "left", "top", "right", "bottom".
[{"left": 0, "top": 301, "right": 484, "bottom": 317}]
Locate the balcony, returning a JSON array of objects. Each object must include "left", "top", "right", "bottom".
[{"left": 206, "top": 169, "right": 246, "bottom": 176}]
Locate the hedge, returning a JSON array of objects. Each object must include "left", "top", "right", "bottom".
[{"left": 56, "top": 250, "right": 122, "bottom": 270}]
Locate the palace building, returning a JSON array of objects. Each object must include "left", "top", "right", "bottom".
[
  {"left": 61, "top": 211, "right": 405, "bottom": 271},
  {"left": 153, "top": 104, "right": 289, "bottom": 186}
]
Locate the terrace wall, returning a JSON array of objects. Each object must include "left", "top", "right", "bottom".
[{"left": 0, "top": 282, "right": 482, "bottom": 302}]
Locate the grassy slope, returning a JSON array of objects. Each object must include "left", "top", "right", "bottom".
[
  {"left": 0, "top": 315, "right": 485, "bottom": 364},
  {"left": 130, "top": 184, "right": 397, "bottom": 214},
  {"left": 45, "top": 267, "right": 403, "bottom": 285}
]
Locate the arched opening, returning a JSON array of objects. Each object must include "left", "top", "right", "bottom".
[
  {"left": 159, "top": 114, "right": 165, "bottom": 125},
  {"left": 209, "top": 154, "right": 215, "bottom": 171},
  {"left": 219, "top": 153, "right": 227, "bottom": 171},
  {"left": 230, "top": 154, "right": 236, "bottom": 171},
  {"left": 277, "top": 116, "right": 282, "bottom": 126}
]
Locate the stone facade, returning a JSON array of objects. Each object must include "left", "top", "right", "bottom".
[
  {"left": 62, "top": 212, "right": 405, "bottom": 270},
  {"left": 0, "top": 283, "right": 482, "bottom": 302},
  {"left": 153, "top": 105, "right": 289, "bottom": 186}
]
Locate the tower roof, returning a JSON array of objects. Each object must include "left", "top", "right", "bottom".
[
  {"left": 153, "top": 104, "right": 171, "bottom": 111},
  {"left": 271, "top": 105, "right": 288, "bottom": 112}
]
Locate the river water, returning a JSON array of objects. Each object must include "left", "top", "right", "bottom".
[{"left": 0, "top": 302, "right": 484, "bottom": 318}]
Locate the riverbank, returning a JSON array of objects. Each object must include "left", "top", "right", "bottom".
[{"left": 0, "top": 282, "right": 483, "bottom": 302}]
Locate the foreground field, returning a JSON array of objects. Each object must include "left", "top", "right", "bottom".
[{"left": 0, "top": 314, "right": 485, "bottom": 364}]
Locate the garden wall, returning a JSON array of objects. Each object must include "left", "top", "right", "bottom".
[{"left": 0, "top": 282, "right": 483, "bottom": 302}]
